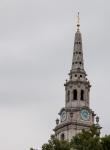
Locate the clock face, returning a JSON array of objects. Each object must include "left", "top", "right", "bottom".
[
  {"left": 61, "top": 111, "right": 66, "bottom": 121},
  {"left": 80, "top": 109, "right": 90, "bottom": 120}
]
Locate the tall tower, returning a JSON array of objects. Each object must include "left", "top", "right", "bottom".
[{"left": 53, "top": 13, "right": 101, "bottom": 141}]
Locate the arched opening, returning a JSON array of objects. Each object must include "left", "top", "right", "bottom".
[
  {"left": 73, "top": 89, "right": 77, "bottom": 100},
  {"left": 61, "top": 133, "right": 65, "bottom": 140},
  {"left": 75, "top": 61, "right": 78, "bottom": 64},
  {"left": 81, "top": 90, "right": 84, "bottom": 100},
  {"left": 67, "top": 91, "right": 70, "bottom": 101}
]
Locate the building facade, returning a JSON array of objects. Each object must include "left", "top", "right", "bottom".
[{"left": 53, "top": 13, "right": 101, "bottom": 141}]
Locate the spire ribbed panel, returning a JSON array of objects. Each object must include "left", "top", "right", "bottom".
[{"left": 71, "top": 31, "right": 84, "bottom": 70}]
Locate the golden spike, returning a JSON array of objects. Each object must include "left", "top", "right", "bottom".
[{"left": 77, "top": 12, "right": 80, "bottom": 31}]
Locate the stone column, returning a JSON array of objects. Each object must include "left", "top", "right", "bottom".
[
  {"left": 85, "top": 89, "right": 87, "bottom": 106},
  {"left": 88, "top": 90, "right": 90, "bottom": 107},
  {"left": 77, "top": 88, "right": 80, "bottom": 107},
  {"left": 65, "top": 90, "right": 67, "bottom": 107},
  {"left": 70, "top": 90, "right": 73, "bottom": 107}
]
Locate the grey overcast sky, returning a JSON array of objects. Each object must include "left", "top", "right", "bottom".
[{"left": 0, "top": 0, "right": 110, "bottom": 149}]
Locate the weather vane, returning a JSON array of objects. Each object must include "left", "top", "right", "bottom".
[{"left": 77, "top": 12, "right": 80, "bottom": 31}]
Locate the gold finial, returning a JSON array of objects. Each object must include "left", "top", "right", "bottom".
[{"left": 77, "top": 12, "right": 80, "bottom": 31}]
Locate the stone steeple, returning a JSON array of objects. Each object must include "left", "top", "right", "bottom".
[
  {"left": 71, "top": 31, "right": 84, "bottom": 71},
  {"left": 70, "top": 12, "right": 85, "bottom": 76},
  {"left": 66, "top": 27, "right": 89, "bottom": 108},
  {"left": 53, "top": 13, "right": 102, "bottom": 141}
]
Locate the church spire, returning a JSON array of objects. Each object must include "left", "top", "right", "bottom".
[{"left": 71, "top": 13, "right": 84, "bottom": 72}]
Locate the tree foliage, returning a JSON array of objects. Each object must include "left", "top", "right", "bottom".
[
  {"left": 42, "top": 134, "right": 70, "bottom": 150},
  {"left": 101, "top": 135, "right": 110, "bottom": 150},
  {"left": 35, "top": 125, "right": 110, "bottom": 150},
  {"left": 70, "top": 125, "right": 102, "bottom": 150},
  {"left": 30, "top": 148, "right": 36, "bottom": 150}
]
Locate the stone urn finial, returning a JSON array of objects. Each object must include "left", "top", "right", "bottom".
[
  {"left": 96, "top": 116, "right": 99, "bottom": 124},
  {"left": 56, "top": 118, "right": 59, "bottom": 125}
]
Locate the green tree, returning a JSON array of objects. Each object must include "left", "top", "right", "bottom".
[
  {"left": 101, "top": 135, "right": 110, "bottom": 150},
  {"left": 42, "top": 134, "right": 70, "bottom": 150},
  {"left": 70, "top": 125, "right": 102, "bottom": 150},
  {"left": 41, "top": 125, "right": 110, "bottom": 150}
]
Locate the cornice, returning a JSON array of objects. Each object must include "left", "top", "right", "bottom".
[
  {"left": 53, "top": 121, "right": 102, "bottom": 132},
  {"left": 58, "top": 106, "right": 96, "bottom": 116},
  {"left": 64, "top": 80, "right": 91, "bottom": 88},
  {"left": 68, "top": 69, "right": 86, "bottom": 75}
]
